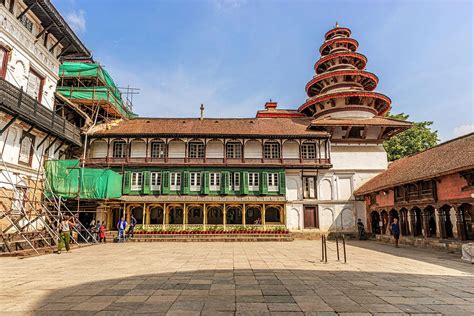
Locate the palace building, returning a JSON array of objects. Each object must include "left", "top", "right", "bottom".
[{"left": 82, "top": 25, "right": 412, "bottom": 233}]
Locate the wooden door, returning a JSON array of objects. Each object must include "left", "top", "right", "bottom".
[{"left": 304, "top": 207, "right": 318, "bottom": 228}]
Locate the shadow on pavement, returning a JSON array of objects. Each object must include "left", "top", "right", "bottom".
[{"left": 33, "top": 268, "right": 474, "bottom": 315}]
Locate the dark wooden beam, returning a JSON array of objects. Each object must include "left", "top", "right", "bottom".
[
  {"left": 19, "top": 125, "right": 35, "bottom": 142},
  {"left": 377, "top": 126, "right": 387, "bottom": 140},
  {"left": 17, "top": 1, "right": 36, "bottom": 20},
  {"left": 36, "top": 133, "right": 51, "bottom": 150},
  {"left": 54, "top": 141, "right": 65, "bottom": 154},
  {"left": 344, "top": 126, "right": 352, "bottom": 139},
  {"left": 44, "top": 136, "right": 59, "bottom": 153},
  {"left": 49, "top": 36, "right": 65, "bottom": 53},
  {"left": 36, "top": 23, "right": 53, "bottom": 39},
  {"left": 57, "top": 43, "right": 73, "bottom": 58},
  {"left": 0, "top": 114, "right": 18, "bottom": 136}
]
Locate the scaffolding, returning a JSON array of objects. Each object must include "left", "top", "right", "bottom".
[{"left": 0, "top": 134, "right": 98, "bottom": 255}]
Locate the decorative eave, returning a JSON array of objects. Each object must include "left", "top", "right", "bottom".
[
  {"left": 319, "top": 38, "right": 358, "bottom": 55},
  {"left": 314, "top": 52, "right": 367, "bottom": 74},
  {"left": 306, "top": 70, "right": 378, "bottom": 96},
  {"left": 89, "top": 132, "right": 331, "bottom": 140}
]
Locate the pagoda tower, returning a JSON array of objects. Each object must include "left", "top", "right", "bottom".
[{"left": 298, "top": 24, "right": 391, "bottom": 119}]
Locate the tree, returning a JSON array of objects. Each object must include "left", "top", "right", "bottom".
[{"left": 383, "top": 112, "right": 439, "bottom": 161}]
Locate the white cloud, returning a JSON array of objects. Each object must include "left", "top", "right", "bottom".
[
  {"left": 65, "top": 10, "right": 86, "bottom": 33},
  {"left": 453, "top": 124, "right": 474, "bottom": 137}
]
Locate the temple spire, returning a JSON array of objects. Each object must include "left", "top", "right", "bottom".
[{"left": 335, "top": 21, "right": 339, "bottom": 28}]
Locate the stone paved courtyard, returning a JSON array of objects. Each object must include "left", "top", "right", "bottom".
[{"left": 0, "top": 240, "right": 473, "bottom": 315}]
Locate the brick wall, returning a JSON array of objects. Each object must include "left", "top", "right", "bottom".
[{"left": 437, "top": 173, "right": 473, "bottom": 201}]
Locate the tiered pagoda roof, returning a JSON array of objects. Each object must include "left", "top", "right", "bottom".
[{"left": 299, "top": 24, "right": 391, "bottom": 119}]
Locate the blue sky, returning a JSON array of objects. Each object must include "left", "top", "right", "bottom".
[{"left": 53, "top": 0, "right": 473, "bottom": 141}]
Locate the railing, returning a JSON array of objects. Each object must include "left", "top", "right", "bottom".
[
  {"left": 135, "top": 223, "right": 286, "bottom": 232},
  {"left": 0, "top": 78, "right": 82, "bottom": 145},
  {"left": 87, "top": 156, "right": 331, "bottom": 167}
]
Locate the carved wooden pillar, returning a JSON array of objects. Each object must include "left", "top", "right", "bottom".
[
  {"left": 437, "top": 208, "right": 446, "bottom": 239},
  {"left": 183, "top": 204, "right": 187, "bottom": 230},
  {"left": 242, "top": 204, "right": 246, "bottom": 227},
  {"left": 262, "top": 204, "right": 266, "bottom": 229},
  {"left": 203, "top": 204, "right": 207, "bottom": 230},
  {"left": 223, "top": 203, "right": 227, "bottom": 229},
  {"left": 409, "top": 209, "right": 416, "bottom": 237}
]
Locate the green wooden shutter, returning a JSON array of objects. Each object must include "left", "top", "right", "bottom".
[
  {"left": 142, "top": 171, "right": 151, "bottom": 195},
  {"left": 201, "top": 171, "right": 210, "bottom": 195},
  {"left": 241, "top": 171, "right": 249, "bottom": 195},
  {"left": 278, "top": 171, "right": 286, "bottom": 195},
  {"left": 260, "top": 172, "right": 268, "bottom": 195},
  {"left": 221, "top": 171, "right": 230, "bottom": 195},
  {"left": 161, "top": 171, "right": 170, "bottom": 195},
  {"left": 122, "top": 171, "right": 131, "bottom": 195},
  {"left": 181, "top": 171, "right": 190, "bottom": 195}
]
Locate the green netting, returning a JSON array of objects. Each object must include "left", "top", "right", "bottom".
[
  {"left": 57, "top": 62, "right": 136, "bottom": 118},
  {"left": 45, "top": 160, "right": 122, "bottom": 199}
]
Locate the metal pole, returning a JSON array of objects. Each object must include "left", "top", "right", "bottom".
[
  {"left": 321, "top": 235, "right": 325, "bottom": 262},
  {"left": 324, "top": 235, "right": 328, "bottom": 263},
  {"left": 342, "top": 234, "right": 347, "bottom": 263},
  {"left": 336, "top": 234, "right": 340, "bottom": 261}
]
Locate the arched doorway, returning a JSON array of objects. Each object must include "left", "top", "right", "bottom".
[
  {"left": 424, "top": 206, "right": 436, "bottom": 238},
  {"left": 370, "top": 211, "right": 380, "bottom": 234},
  {"left": 265, "top": 206, "right": 281, "bottom": 223},
  {"left": 169, "top": 206, "right": 184, "bottom": 225},
  {"left": 459, "top": 203, "right": 473, "bottom": 240},
  {"left": 187, "top": 206, "right": 203, "bottom": 224},
  {"left": 440, "top": 204, "right": 454, "bottom": 238},
  {"left": 150, "top": 207, "right": 163, "bottom": 225},
  {"left": 246, "top": 206, "right": 262, "bottom": 225},
  {"left": 207, "top": 206, "right": 223, "bottom": 225},
  {"left": 410, "top": 207, "right": 423, "bottom": 236},
  {"left": 380, "top": 210, "right": 388, "bottom": 234},
  {"left": 111, "top": 207, "right": 123, "bottom": 230},
  {"left": 399, "top": 208, "right": 409, "bottom": 236},
  {"left": 131, "top": 206, "right": 143, "bottom": 224},
  {"left": 226, "top": 206, "right": 242, "bottom": 224}
]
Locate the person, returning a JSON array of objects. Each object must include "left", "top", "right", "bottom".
[
  {"left": 128, "top": 215, "right": 137, "bottom": 239},
  {"left": 117, "top": 217, "right": 127, "bottom": 242},
  {"left": 99, "top": 221, "right": 107, "bottom": 243},
  {"left": 254, "top": 217, "right": 261, "bottom": 225},
  {"left": 390, "top": 218, "right": 400, "bottom": 248},
  {"left": 88, "top": 219, "right": 96, "bottom": 242},
  {"left": 357, "top": 219, "right": 366, "bottom": 240},
  {"left": 57, "top": 215, "right": 74, "bottom": 254}
]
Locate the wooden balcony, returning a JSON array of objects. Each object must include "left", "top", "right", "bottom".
[
  {"left": 0, "top": 78, "right": 82, "bottom": 146},
  {"left": 86, "top": 156, "right": 331, "bottom": 168}
]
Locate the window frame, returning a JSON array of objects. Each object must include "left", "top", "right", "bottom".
[
  {"left": 170, "top": 172, "right": 181, "bottom": 191},
  {"left": 303, "top": 176, "right": 317, "bottom": 199},
  {"left": 0, "top": 46, "right": 8, "bottom": 79},
  {"left": 229, "top": 172, "right": 240, "bottom": 191},
  {"left": 267, "top": 173, "right": 279, "bottom": 192},
  {"left": 150, "top": 141, "right": 167, "bottom": 158},
  {"left": 188, "top": 141, "right": 204, "bottom": 159},
  {"left": 248, "top": 172, "right": 259, "bottom": 191},
  {"left": 190, "top": 172, "right": 201, "bottom": 192},
  {"left": 226, "top": 142, "right": 242, "bottom": 159},
  {"left": 263, "top": 142, "right": 280, "bottom": 159},
  {"left": 150, "top": 172, "right": 161, "bottom": 191},
  {"left": 130, "top": 172, "right": 143, "bottom": 191},
  {"left": 112, "top": 140, "right": 127, "bottom": 158},
  {"left": 209, "top": 172, "right": 221, "bottom": 191},
  {"left": 26, "top": 68, "right": 44, "bottom": 103},
  {"left": 18, "top": 132, "right": 35, "bottom": 166},
  {"left": 301, "top": 143, "right": 316, "bottom": 160}
]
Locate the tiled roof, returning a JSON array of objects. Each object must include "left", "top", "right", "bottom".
[
  {"left": 91, "top": 117, "right": 329, "bottom": 138},
  {"left": 355, "top": 133, "right": 474, "bottom": 195},
  {"left": 310, "top": 117, "right": 412, "bottom": 127}
]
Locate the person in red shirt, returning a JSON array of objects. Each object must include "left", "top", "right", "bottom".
[{"left": 99, "top": 221, "right": 107, "bottom": 243}]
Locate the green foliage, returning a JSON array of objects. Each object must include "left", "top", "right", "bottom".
[{"left": 383, "top": 112, "right": 438, "bottom": 161}]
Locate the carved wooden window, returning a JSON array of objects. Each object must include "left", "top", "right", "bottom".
[
  {"left": 190, "top": 172, "right": 201, "bottom": 192},
  {"left": 150, "top": 141, "right": 166, "bottom": 158},
  {"left": 130, "top": 172, "right": 143, "bottom": 191},
  {"left": 229, "top": 172, "right": 240, "bottom": 191},
  {"left": 226, "top": 142, "right": 242, "bottom": 158},
  {"left": 301, "top": 143, "right": 316, "bottom": 160},
  {"left": 267, "top": 173, "right": 279, "bottom": 192},
  {"left": 209, "top": 172, "right": 220, "bottom": 191},
  {"left": 150, "top": 172, "right": 161, "bottom": 191},
  {"left": 303, "top": 176, "right": 317, "bottom": 199},
  {"left": 264, "top": 142, "right": 280, "bottom": 159},
  {"left": 112, "top": 140, "right": 126, "bottom": 158},
  {"left": 188, "top": 141, "right": 204, "bottom": 158},
  {"left": 19, "top": 14, "right": 33, "bottom": 33},
  {"left": 26, "top": 69, "right": 44, "bottom": 103},
  {"left": 18, "top": 133, "right": 34, "bottom": 166},
  {"left": 170, "top": 172, "right": 181, "bottom": 191},
  {"left": 248, "top": 173, "right": 259, "bottom": 191}
]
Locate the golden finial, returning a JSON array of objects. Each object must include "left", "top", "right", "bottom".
[{"left": 335, "top": 21, "right": 339, "bottom": 28}]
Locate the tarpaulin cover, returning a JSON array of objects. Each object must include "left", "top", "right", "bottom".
[
  {"left": 57, "top": 62, "right": 136, "bottom": 118},
  {"left": 45, "top": 160, "right": 122, "bottom": 199}
]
